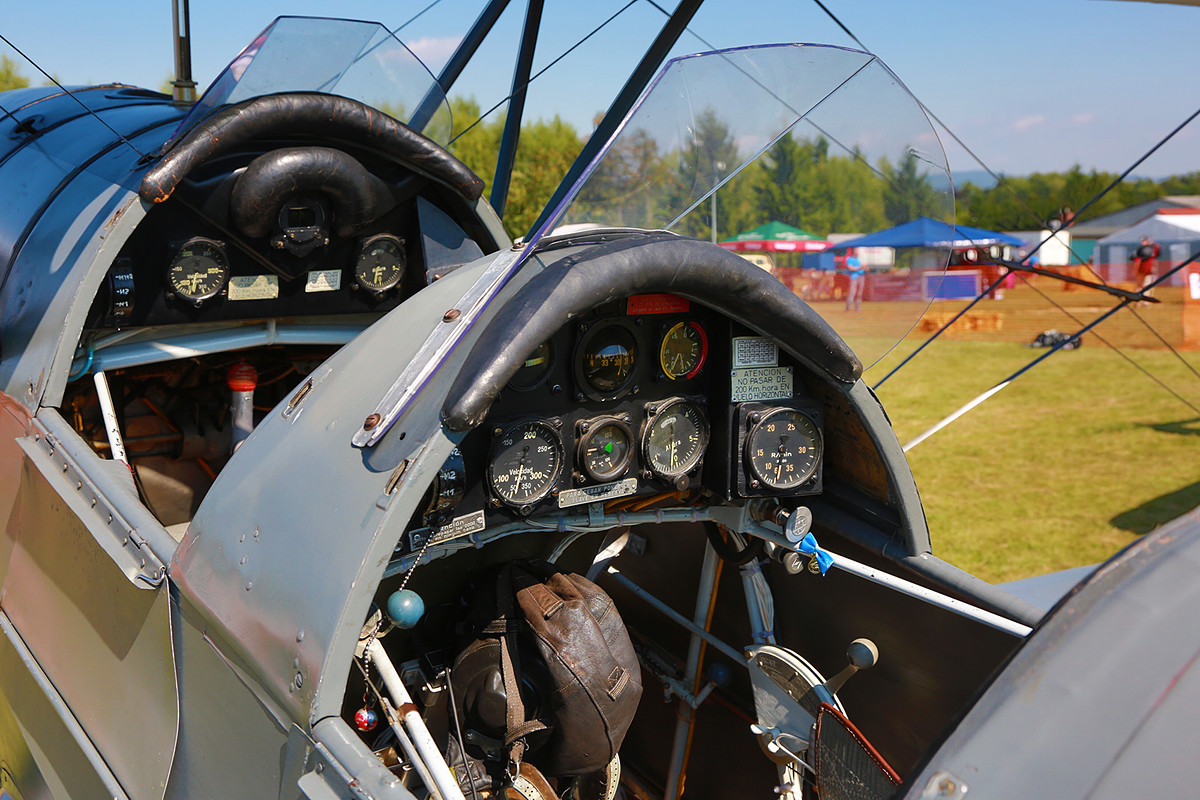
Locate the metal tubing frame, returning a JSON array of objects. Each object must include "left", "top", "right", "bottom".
[
  {"left": 490, "top": 0, "right": 544, "bottom": 218},
  {"left": 664, "top": 541, "right": 721, "bottom": 800},
  {"left": 367, "top": 639, "right": 467, "bottom": 800}
]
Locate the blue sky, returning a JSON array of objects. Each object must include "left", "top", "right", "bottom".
[{"left": 4, "top": 0, "right": 1198, "bottom": 178}]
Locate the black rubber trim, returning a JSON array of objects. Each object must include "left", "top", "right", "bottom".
[
  {"left": 230, "top": 147, "right": 393, "bottom": 238},
  {"left": 443, "top": 234, "right": 862, "bottom": 431},
  {"left": 139, "top": 92, "right": 484, "bottom": 204}
]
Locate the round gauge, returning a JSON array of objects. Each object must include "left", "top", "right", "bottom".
[
  {"left": 575, "top": 320, "right": 638, "bottom": 399},
  {"left": 745, "top": 408, "right": 822, "bottom": 490},
  {"left": 659, "top": 321, "right": 708, "bottom": 380},
  {"left": 167, "top": 237, "right": 229, "bottom": 305},
  {"left": 354, "top": 234, "right": 406, "bottom": 293},
  {"left": 487, "top": 420, "right": 563, "bottom": 511},
  {"left": 508, "top": 341, "right": 553, "bottom": 391},
  {"left": 642, "top": 399, "right": 708, "bottom": 484},
  {"left": 578, "top": 418, "right": 634, "bottom": 483}
]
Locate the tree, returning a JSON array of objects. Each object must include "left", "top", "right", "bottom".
[
  {"left": 1, "top": 54, "right": 31, "bottom": 93},
  {"left": 881, "top": 149, "right": 941, "bottom": 225}
]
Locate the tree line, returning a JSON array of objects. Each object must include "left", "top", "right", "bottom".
[{"left": 5, "top": 53, "right": 1195, "bottom": 241}]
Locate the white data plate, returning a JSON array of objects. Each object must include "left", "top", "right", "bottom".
[
  {"left": 305, "top": 269, "right": 342, "bottom": 292},
  {"left": 408, "top": 510, "right": 486, "bottom": 550},
  {"left": 228, "top": 275, "right": 279, "bottom": 300},
  {"left": 732, "top": 336, "right": 779, "bottom": 368},
  {"left": 731, "top": 366, "right": 793, "bottom": 402}
]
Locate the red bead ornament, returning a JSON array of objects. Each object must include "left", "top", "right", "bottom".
[{"left": 354, "top": 707, "right": 379, "bottom": 731}]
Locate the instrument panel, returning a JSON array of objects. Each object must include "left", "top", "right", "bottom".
[{"left": 414, "top": 293, "right": 826, "bottom": 537}]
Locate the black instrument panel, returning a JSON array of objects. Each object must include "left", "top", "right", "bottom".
[{"left": 424, "top": 294, "right": 827, "bottom": 533}]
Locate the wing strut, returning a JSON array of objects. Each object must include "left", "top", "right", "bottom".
[{"left": 490, "top": 0, "right": 545, "bottom": 218}]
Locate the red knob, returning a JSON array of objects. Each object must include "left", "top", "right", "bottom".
[{"left": 226, "top": 361, "right": 259, "bottom": 392}]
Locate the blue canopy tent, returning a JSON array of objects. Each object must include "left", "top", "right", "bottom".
[{"left": 831, "top": 217, "right": 1025, "bottom": 250}]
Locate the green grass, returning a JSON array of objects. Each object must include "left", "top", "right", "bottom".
[{"left": 856, "top": 338, "right": 1200, "bottom": 583}]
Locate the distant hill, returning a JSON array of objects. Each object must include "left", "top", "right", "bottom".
[{"left": 952, "top": 170, "right": 999, "bottom": 190}]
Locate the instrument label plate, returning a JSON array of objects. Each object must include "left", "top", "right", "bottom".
[
  {"left": 732, "top": 336, "right": 779, "bottom": 368},
  {"left": 228, "top": 275, "right": 280, "bottom": 300},
  {"left": 408, "top": 510, "right": 486, "bottom": 550},
  {"left": 305, "top": 270, "right": 342, "bottom": 292},
  {"left": 731, "top": 366, "right": 793, "bottom": 402},
  {"left": 558, "top": 478, "right": 638, "bottom": 508}
]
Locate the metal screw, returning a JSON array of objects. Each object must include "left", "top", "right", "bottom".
[
  {"left": 363, "top": 413, "right": 381, "bottom": 431},
  {"left": 580, "top": 422, "right": 590, "bottom": 433},
  {"left": 443, "top": 308, "right": 461, "bottom": 322}
]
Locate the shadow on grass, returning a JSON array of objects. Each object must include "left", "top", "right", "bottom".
[
  {"left": 1111, "top": 480, "right": 1200, "bottom": 535},
  {"left": 1140, "top": 417, "right": 1200, "bottom": 437}
]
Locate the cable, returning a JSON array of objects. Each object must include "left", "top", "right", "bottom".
[{"left": 0, "top": 33, "right": 144, "bottom": 158}]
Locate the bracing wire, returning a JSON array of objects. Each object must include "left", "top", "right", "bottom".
[
  {"left": 447, "top": 1, "right": 639, "bottom": 145},
  {"left": 0, "top": 33, "right": 144, "bottom": 158}
]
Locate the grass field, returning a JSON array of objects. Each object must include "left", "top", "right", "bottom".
[{"left": 803, "top": 283, "right": 1200, "bottom": 583}]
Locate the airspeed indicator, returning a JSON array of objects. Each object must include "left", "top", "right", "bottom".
[{"left": 487, "top": 420, "right": 563, "bottom": 512}]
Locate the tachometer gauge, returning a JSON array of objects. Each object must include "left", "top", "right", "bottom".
[
  {"left": 577, "top": 417, "right": 634, "bottom": 483},
  {"left": 745, "top": 408, "right": 821, "bottom": 490},
  {"left": 575, "top": 319, "right": 638, "bottom": 400},
  {"left": 659, "top": 321, "right": 708, "bottom": 380},
  {"left": 642, "top": 399, "right": 708, "bottom": 487},
  {"left": 354, "top": 234, "right": 406, "bottom": 294},
  {"left": 487, "top": 420, "right": 563, "bottom": 512},
  {"left": 167, "top": 237, "right": 229, "bottom": 305}
]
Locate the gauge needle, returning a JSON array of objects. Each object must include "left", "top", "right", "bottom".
[{"left": 514, "top": 446, "right": 528, "bottom": 495}]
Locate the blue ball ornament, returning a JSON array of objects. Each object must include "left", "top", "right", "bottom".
[{"left": 386, "top": 588, "right": 425, "bottom": 629}]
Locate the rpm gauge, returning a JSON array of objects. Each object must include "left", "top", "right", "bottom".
[
  {"left": 642, "top": 399, "right": 708, "bottom": 487},
  {"left": 745, "top": 408, "right": 821, "bottom": 490},
  {"left": 487, "top": 420, "right": 563, "bottom": 512},
  {"left": 578, "top": 417, "right": 634, "bottom": 483},
  {"left": 659, "top": 321, "right": 708, "bottom": 380},
  {"left": 354, "top": 234, "right": 406, "bottom": 294},
  {"left": 167, "top": 237, "right": 229, "bottom": 305}
]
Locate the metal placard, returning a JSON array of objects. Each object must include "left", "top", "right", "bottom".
[
  {"left": 407, "top": 510, "right": 486, "bottom": 550},
  {"left": 731, "top": 366, "right": 793, "bottom": 402},
  {"left": 228, "top": 274, "right": 280, "bottom": 300},
  {"left": 732, "top": 336, "right": 779, "bottom": 368},
  {"left": 558, "top": 478, "right": 638, "bottom": 508}
]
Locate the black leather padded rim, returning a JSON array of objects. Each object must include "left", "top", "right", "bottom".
[
  {"left": 139, "top": 92, "right": 484, "bottom": 204},
  {"left": 442, "top": 233, "right": 863, "bottom": 432}
]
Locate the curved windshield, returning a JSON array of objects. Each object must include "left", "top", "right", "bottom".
[
  {"left": 171, "top": 16, "right": 452, "bottom": 145},
  {"left": 534, "top": 44, "right": 954, "bottom": 372}
]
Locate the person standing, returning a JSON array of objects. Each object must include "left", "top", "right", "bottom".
[
  {"left": 843, "top": 250, "right": 866, "bottom": 311},
  {"left": 1133, "top": 235, "right": 1160, "bottom": 304}
]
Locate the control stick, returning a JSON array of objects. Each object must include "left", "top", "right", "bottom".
[
  {"left": 226, "top": 361, "right": 258, "bottom": 453},
  {"left": 823, "top": 638, "right": 879, "bottom": 697}
]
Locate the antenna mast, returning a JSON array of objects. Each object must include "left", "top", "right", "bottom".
[{"left": 171, "top": 0, "right": 196, "bottom": 104}]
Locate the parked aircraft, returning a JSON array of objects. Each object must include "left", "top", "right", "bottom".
[{"left": 1, "top": 9, "right": 1195, "bottom": 800}]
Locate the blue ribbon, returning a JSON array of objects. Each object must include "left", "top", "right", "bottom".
[{"left": 796, "top": 532, "right": 834, "bottom": 576}]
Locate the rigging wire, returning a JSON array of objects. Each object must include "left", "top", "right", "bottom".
[
  {"left": 0, "top": 33, "right": 145, "bottom": 158},
  {"left": 447, "top": 1, "right": 639, "bottom": 145},
  {"left": 904, "top": 253, "right": 1200, "bottom": 451}
]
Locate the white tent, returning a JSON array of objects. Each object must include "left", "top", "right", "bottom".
[{"left": 1095, "top": 211, "right": 1200, "bottom": 285}]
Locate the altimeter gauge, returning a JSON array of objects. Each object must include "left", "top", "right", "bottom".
[
  {"left": 354, "top": 234, "right": 406, "bottom": 294},
  {"left": 659, "top": 321, "right": 708, "bottom": 380},
  {"left": 577, "top": 417, "right": 634, "bottom": 483},
  {"left": 167, "top": 237, "right": 229, "bottom": 305},
  {"left": 487, "top": 420, "right": 563, "bottom": 512},
  {"left": 744, "top": 408, "right": 821, "bottom": 490},
  {"left": 642, "top": 399, "right": 708, "bottom": 487}
]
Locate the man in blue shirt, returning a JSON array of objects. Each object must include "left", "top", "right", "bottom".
[{"left": 843, "top": 250, "right": 866, "bottom": 311}]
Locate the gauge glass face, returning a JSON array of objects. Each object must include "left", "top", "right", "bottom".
[
  {"left": 643, "top": 400, "right": 708, "bottom": 479},
  {"left": 508, "top": 342, "right": 553, "bottom": 391},
  {"left": 578, "top": 322, "right": 637, "bottom": 396},
  {"left": 487, "top": 421, "right": 563, "bottom": 509},
  {"left": 579, "top": 420, "right": 634, "bottom": 483},
  {"left": 167, "top": 238, "right": 229, "bottom": 303},
  {"left": 745, "top": 408, "right": 821, "bottom": 490},
  {"left": 354, "top": 235, "right": 405, "bottom": 293},
  {"left": 659, "top": 321, "right": 708, "bottom": 380}
]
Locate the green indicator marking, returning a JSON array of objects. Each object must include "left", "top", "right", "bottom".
[{"left": 604, "top": 442, "right": 613, "bottom": 454}]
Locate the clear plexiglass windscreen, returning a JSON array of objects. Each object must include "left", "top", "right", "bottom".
[
  {"left": 537, "top": 44, "right": 954, "bottom": 372},
  {"left": 170, "top": 16, "right": 453, "bottom": 146}
]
